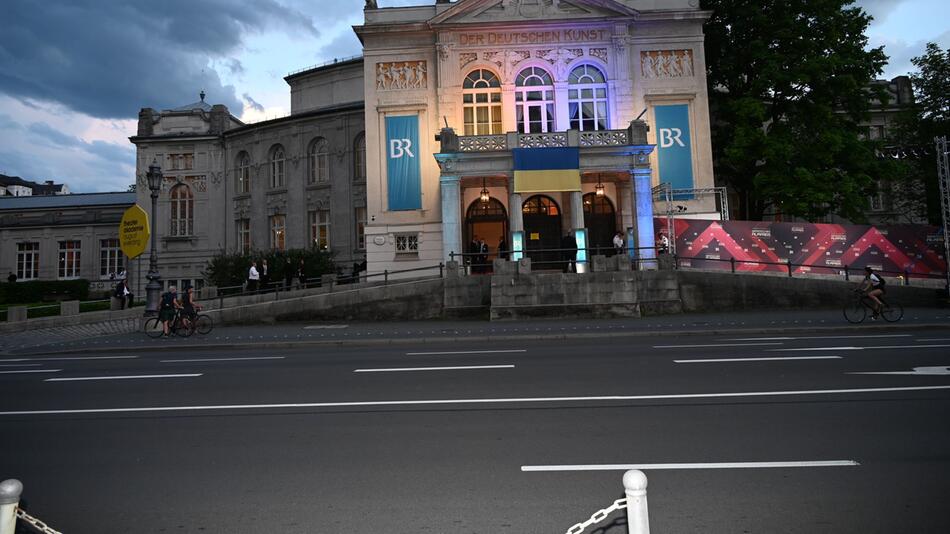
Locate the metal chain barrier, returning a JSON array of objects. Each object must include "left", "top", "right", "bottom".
[
  {"left": 564, "top": 497, "right": 627, "bottom": 534},
  {"left": 15, "top": 507, "right": 63, "bottom": 534}
]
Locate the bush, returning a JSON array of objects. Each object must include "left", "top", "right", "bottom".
[
  {"left": 0, "top": 279, "right": 90, "bottom": 305},
  {"left": 202, "top": 249, "right": 335, "bottom": 289}
]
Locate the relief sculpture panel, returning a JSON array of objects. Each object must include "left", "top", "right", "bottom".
[
  {"left": 376, "top": 61, "right": 428, "bottom": 90},
  {"left": 640, "top": 50, "right": 694, "bottom": 79}
]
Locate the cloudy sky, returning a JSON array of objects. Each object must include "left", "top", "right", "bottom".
[{"left": 0, "top": 0, "right": 945, "bottom": 193}]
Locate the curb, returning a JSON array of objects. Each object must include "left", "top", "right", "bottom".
[{"left": 7, "top": 321, "right": 949, "bottom": 356}]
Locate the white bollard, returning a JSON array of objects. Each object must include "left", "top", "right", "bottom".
[
  {"left": 0, "top": 479, "right": 23, "bottom": 534},
  {"left": 623, "top": 470, "right": 650, "bottom": 534}
]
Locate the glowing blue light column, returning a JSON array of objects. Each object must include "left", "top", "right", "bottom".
[
  {"left": 509, "top": 179, "right": 524, "bottom": 261},
  {"left": 632, "top": 168, "right": 656, "bottom": 270}
]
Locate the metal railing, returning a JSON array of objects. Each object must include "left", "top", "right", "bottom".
[
  {"left": 1, "top": 479, "right": 63, "bottom": 534},
  {"left": 564, "top": 470, "right": 649, "bottom": 534},
  {"left": 449, "top": 246, "right": 659, "bottom": 272}
]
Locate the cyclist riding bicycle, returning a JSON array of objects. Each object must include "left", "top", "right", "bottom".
[
  {"left": 159, "top": 285, "right": 182, "bottom": 336},
  {"left": 180, "top": 285, "right": 202, "bottom": 324},
  {"left": 857, "top": 266, "right": 886, "bottom": 319}
]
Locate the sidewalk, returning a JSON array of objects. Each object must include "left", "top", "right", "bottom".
[{"left": 4, "top": 308, "right": 949, "bottom": 355}]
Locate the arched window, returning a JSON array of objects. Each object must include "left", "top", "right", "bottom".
[
  {"left": 170, "top": 184, "right": 194, "bottom": 237},
  {"left": 269, "top": 145, "right": 285, "bottom": 188},
  {"left": 463, "top": 69, "right": 502, "bottom": 136},
  {"left": 354, "top": 133, "right": 366, "bottom": 182},
  {"left": 569, "top": 65, "right": 609, "bottom": 131},
  {"left": 521, "top": 195, "right": 559, "bottom": 215},
  {"left": 236, "top": 152, "right": 250, "bottom": 194},
  {"left": 515, "top": 67, "right": 555, "bottom": 134},
  {"left": 308, "top": 138, "right": 328, "bottom": 184}
]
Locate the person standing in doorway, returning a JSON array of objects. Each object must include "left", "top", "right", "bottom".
[
  {"left": 613, "top": 232, "right": 624, "bottom": 257},
  {"left": 247, "top": 261, "right": 260, "bottom": 292},
  {"left": 498, "top": 236, "right": 509, "bottom": 261},
  {"left": 479, "top": 238, "right": 489, "bottom": 273}
]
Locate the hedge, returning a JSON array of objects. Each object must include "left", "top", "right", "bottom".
[
  {"left": 0, "top": 279, "right": 90, "bottom": 305},
  {"left": 202, "top": 249, "right": 335, "bottom": 289}
]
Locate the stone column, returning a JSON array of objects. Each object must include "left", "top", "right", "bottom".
[
  {"left": 570, "top": 191, "right": 584, "bottom": 230},
  {"left": 502, "top": 84, "right": 517, "bottom": 134},
  {"left": 554, "top": 81, "right": 570, "bottom": 132},
  {"left": 631, "top": 168, "right": 656, "bottom": 269},
  {"left": 440, "top": 174, "right": 462, "bottom": 264},
  {"left": 508, "top": 176, "right": 523, "bottom": 260}
]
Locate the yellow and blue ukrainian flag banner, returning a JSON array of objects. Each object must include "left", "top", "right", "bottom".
[{"left": 512, "top": 147, "right": 581, "bottom": 193}]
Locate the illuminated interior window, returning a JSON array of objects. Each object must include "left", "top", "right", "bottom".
[
  {"left": 569, "top": 65, "right": 608, "bottom": 131},
  {"left": 462, "top": 70, "right": 502, "bottom": 136},
  {"left": 515, "top": 67, "right": 555, "bottom": 134}
]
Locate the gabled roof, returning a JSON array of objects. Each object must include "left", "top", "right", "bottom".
[
  {"left": 169, "top": 100, "right": 213, "bottom": 113},
  {"left": 428, "top": 0, "right": 639, "bottom": 26},
  {"left": 0, "top": 192, "right": 135, "bottom": 211}
]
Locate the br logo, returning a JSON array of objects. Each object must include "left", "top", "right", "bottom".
[
  {"left": 389, "top": 139, "right": 415, "bottom": 159},
  {"left": 659, "top": 128, "right": 686, "bottom": 148}
]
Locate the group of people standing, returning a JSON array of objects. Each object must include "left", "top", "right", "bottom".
[
  {"left": 468, "top": 236, "right": 510, "bottom": 273},
  {"left": 247, "top": 259, "right": 309, "bottom": 292}
]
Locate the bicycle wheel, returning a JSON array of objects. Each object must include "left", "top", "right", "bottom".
[
  {"left": 144, "top": 317, "right": 164, "bottom": 338},
  {"left": 174, "top": 317, "right": 194, "bottom": 337},
  {"left": 843, "top": 301, "right": 866, "bottom": 324},
  {"left": 195, "top": 314, "right": 213, "bottom": 335},
  {"left": 881, "top": 302, "right": 904, "bottom": 322}
]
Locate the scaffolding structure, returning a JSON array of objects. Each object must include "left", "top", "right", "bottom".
[
  {"left": 937, "top": 136, "right": 950, "bottom": 296},
  {"left": 651, "top": 184, "right": 730, "bottom": 255}
]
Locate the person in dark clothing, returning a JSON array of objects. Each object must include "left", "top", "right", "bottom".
[
  {"left": 113, "top": 280, "right": 132, "bottom": 309},
  {"left": 297, "top": 259, "right": 306, "bottom": 289},
  {"left": 561, "top": 233, "right": 578, "bottom": 273},
  {"left": 468, "top": 237, "right": 480, "bottom": 272},
  {"left": 497, "top": 236, "right": 509, "bottom": 261},
  {"left": 7, "top": 272, "right": 17, "bottom": 284},
  {"left": 284, "top": 258, "right": 294, "bottom": 289}
]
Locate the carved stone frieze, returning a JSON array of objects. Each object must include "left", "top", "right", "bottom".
[
  {"left": 459, "top": 52, "right": 478, "bottom": 69},
  {"left": 536, "top": 47, "right": 582, "bottom": 79},
  {"left": 641, "top": 50, "right": 694, "bottom": 79},
  {"left": 588, "top": 47, "right": 608, "bottom": 64},
  {"left": 375, "top": 61, "right": 428, "bottom": 90}
]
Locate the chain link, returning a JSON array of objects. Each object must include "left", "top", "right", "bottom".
[
  {"left": 16, "top": 507, "right": 64, "bottom": 534},
  {"left": 564, "top": 498, "right": 627, "bottom": 534}
]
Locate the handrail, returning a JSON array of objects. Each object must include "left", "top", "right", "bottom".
[{"left": 672, "top": 254, "right": 946, "bottom": 284}]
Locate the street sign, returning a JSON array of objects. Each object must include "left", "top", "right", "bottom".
[{"left": 119, "top": 204, "right": 150, "bottom": 259}]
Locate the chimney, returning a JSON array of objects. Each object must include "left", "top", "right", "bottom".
[{"left": 137, "top": 108, "right": 156, "bottom": 137}]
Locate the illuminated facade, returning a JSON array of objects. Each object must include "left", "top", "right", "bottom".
[{"left": 357, "top": 0, "right": 715, "bottom": 274}]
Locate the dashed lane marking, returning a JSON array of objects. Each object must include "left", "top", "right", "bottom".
[
  {"left": 160, "top": 357, "right": 286, "bottom": 363},
  {"left": 654, "top": 342, "right": 784, "bottom": 349},
  {"left": 674, "top": 356, "right": 842, "bottom": 364},
  {"left": 45, "top": 374, "right": 202, "bottom": 382},
  {"left": 521, "top": 460, "right": 859, "bottom": 472},
  {"left": 0, "top": 369, "right": 62, "bottom": 375},
  {"left": 405, "top": 349, "right": 528, "bottom": 356},
  {"left": 354, "top": 365, "right": 515, "bottom": 373}
]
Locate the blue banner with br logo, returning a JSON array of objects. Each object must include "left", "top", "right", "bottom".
[
  {"left": 386, "top": 115, "right": 422, "bottom": 211},
  {"left": 654, "top": 104, "right": 694, "bottom": 191}
]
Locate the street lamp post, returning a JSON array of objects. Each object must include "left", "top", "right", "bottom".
[{"left": 144, "top": 160, "right": 164, "bottom": 316}]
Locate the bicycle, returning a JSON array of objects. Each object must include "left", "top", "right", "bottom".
[
  {"left": 144, "top": 310, "right": 194, "bottom": 338},
  {"left": 843, "top": 290, "right": 903, "bottom": 324}
]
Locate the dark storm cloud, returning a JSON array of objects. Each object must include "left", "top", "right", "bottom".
[
  {"left": 0, "top": 0, "right": 319, "bottom": 119},
  {"left": 242, "top": 93, "right": 266, "bottom": 113}
]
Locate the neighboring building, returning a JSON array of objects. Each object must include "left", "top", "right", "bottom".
[
  {"left": 130, "top": 0, "right": 716, "bottom": 282},
  {"left": 0, "top": 193, "right": 136, "bottom": 293},
  {"left": 0, "top": 174, "right": 70, "bottom": 196}
]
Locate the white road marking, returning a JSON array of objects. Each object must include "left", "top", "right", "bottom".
[
  {"left": 45, "top": 374, "right": 202, "bottom": 382},
  {"left": 917, "top": 339, "right": 950, "bottom": 342},
  {"left": 0, "top": 369, "right": 62, "bottom": 375},
  {"left": 0, "top": 356, "right": 139, "bottom": 362},
  {"left": 405, "top": 349, "right": 527, "bottom": 356},
  {"left": 0, "top": 364, "right": 43, "bottom": 368},
  {"left": 354, "top": 365, "right": 515, "bottom": 373},
  {"left": 303, "top": 325, "right": 349, "bottom": 329},
  {"left": 849, "top": 366, "right": 950, "bottom": 376},
  {"left": 726, "top": 334, "right": 911, "bottom": 341},
  {"left": 521, "top": 460, "right": 859, "bottom": 472},
  {"left": 771, "top": 344, "right": 950, "bottom": 352},
  {"left": 3, "top": 385, "right": 948, "bottom": 416},
  {"left": 674, "top": 356, "right": 842, "bottom": 364},
  {"left": 160, "top": 357, "right": 285, "bottom": 363},
  {"left": 653, "top": 342, "right": 784, "bottom": 349}
]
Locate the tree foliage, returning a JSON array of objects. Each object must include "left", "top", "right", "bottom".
[
  {"left": 889, "top": 43, "right": 950, "bottom": 224},
  {"left": 702, "top": 0, "right": 890, "bottom": 221}
]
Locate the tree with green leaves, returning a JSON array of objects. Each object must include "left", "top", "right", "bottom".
[
  {"left": 702, "top": 0, "right": 890, "bottom": 221},
  {"left": 888, "top": 43, "right": 950, "bottom": 224}
]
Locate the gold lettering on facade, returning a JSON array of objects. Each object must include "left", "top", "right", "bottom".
[{"left": 458, "top": 29, "right": 609, "bottom": 47}]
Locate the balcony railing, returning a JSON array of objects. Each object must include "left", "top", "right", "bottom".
[{"left": 456, "top": 129, "right": 632, "bottom": 153}]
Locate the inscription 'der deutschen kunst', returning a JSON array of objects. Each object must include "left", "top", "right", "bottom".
[{"left": 459, "top": 29, "right": 611, "bottom": 46}]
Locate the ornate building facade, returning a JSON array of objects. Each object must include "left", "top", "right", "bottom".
[{"left": 130, "top": 0, "right": 715, "bottom": 285}]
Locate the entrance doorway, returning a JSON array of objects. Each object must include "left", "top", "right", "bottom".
[
  {"left": 465, "top": 198, "right": 508, "bottom": 271},
  {"left": 583, "top": 193, "right": 617, "bottom": 255},
  {"left": 522, "top": 195, "right": 562, "bottom": 269}
]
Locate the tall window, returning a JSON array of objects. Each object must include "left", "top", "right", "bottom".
[
  {"left": 170, "top": 184, "right": 194, "bottom": 236},
  {"left": 270, "top": 145, "right": 285, "bottom": 188},
  {"left": 100, "top": 239, "right": 123, "bottom": 278},
  {"left": 237, "top": 219, "right": 251, "bottom": 254},
  {"left": 515, "top": 67, "right": 555, "bottom": 134},
  {"left": 270, "top": 214, "right": 286, "bottom": 251},
  {"left": 569, "top": 65, "right": 609, "bottom": 131},
  {"left": 354, "top": 134, "right": 366, "bottom": 182},
  {"left": 309, "top": 138, "right": 329, "bottom": 184},
  {"left": 168, "top": 153, "right": 194, "bottom": 171},
  {"left": 870, "top": 180, "right": 886, "bottom": 211},
  {"left": 236, "top": 152, "right": 250, "bottom": 194},
  {"left": 58, "top": 241, "right": 81, "bottom": 279},
  {"left": 463, "top": 69, "right": 502, "bottom": 136},
  {"left": 355, "top": 207, "right": 367, "bottom": 251},
  {"left": 16, "top": 242, "right": 39, "bottom": 280},
  {"left": 309, "top": 210, "right": 330, "bottom": 250}
]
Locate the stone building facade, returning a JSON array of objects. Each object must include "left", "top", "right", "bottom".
[{"left": 0, "top": 193, "right": 136, "bottom": 292}]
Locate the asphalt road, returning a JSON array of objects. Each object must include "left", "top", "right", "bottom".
[{"left": 1, "top": 324, "right": 949, "bottom": 533}]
